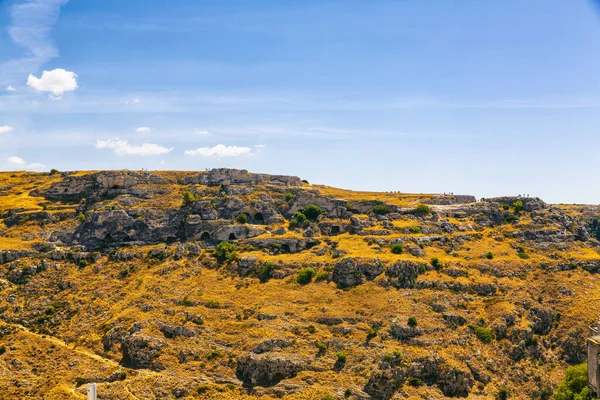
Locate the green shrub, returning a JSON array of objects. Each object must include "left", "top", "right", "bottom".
[
  {"left": 430, "top": 257, "right": 441, "bottom": 270},
  {"left": 512, "top": 200, "right": 524, "bottom": 213},
  {"left": 468, "top": 324, "right": 495, "bottom": 343},
  {"left": 307, "top": 325, "right": 316, "bottom": 334},
  {"left": 236, "top": 213, "right": 248, "bottom": 224},
  {"left": 315, "top": 270, "right": 329, "bottom": 282},
  {"left": 297, "top": 267, "right": 316, "bottom": 285},
  {"left": 336, "top": 351, "right": 347, "bottom": 363},
  {"left": 504, "top": 213, "right": 518, "bottom": 223},
  {"left": 215, "top": 242, "right": 237, "bottom": 264},
  {"left": 301, "top": 204, "right": 323, "bottom": 220},
  {"left": 49, "top": 168, "right": 59, "bottom": 175},
  {"left": 258, "top": 262, "right": 276, "bottom": 282},
  {"left": 197, "top": 385, "right": 210, "bottom": 394},
  {"left": 415, "top": 204, "right": 433, "bottom": 215},
  {"left": 77, "top": 213, "right": 86, "bottom": 223},
  {"left": 391, "top": 243, "right": 403, "bottom": 254},
  {"left": 205, "top": 299, "right": 220, "bottom": 308},
  {"left": 407, "top": 316, "right": 418, "bottom": 327},
  {"left": 0, "top": 345, "right": 6, "bottom": 355},
  {"left": 407, "top": 377, "right": 424, "bottom": 387},
  {"left": 180, "top": 296, "right": 193, "bottom": 306},
  {"left": 485, "top": 251, "right": 494, "bottom": 260},
  {"left": 371, "top": 205, "right": 389, "bottom": 215},
  {"left": 496, "top": 387, "right": 510, "bottom": 400},
  {"left": 316, "top": 341, "right": 327, "bottom": 354},
  {"left": 285, "top": 193, "right": 294, "bottom": 202},
  {"left": 182, "top": 190, "right": 200, "bottom": 206},
  {"left": 78, "top": 259, "right": 88, "bottom": 268},
  {"left": 518, "top": 252, "right": 530, "bottom": 259},
  {"left": 409, "top": 226, "right": 421, "bottom": 234},
  {"left": 553, "top": 362, "right": 590, "bottom": 400},
  {"left": 366, "top": 328, "right": 377, "bottom": 340},
  {"left": 302, "top": 179, "right": 309, "bottom": 184},
  {"left": 206, "top": 349, "right": 223, "bottom": 360}
]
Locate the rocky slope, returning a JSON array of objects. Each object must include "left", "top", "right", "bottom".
[{"left": 1, "top": 169, "right": 600, "bottom": 399}]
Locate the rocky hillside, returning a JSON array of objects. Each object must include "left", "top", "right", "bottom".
[{"left": 1, "top": 169, "right": 599, "bottom": 399}]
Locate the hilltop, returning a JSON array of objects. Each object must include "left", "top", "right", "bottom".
[{"left": 1, "top": 169, "right": 599, "bottom": 399}]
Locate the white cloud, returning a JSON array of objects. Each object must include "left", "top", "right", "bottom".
[
  {"left": 95, "top": 137, "right": 173, "bottom": 156},
  {"left": 27, "top": 68, "right": 78, "bottom": 96},
  {"left": 125, "top": 98, "right": 141, "bottom": 104},
  {"left": 184, "top": 144, "right": 253, "bottom": 157},
  {"left": 0, "top": 0, "right": 68, "bottom": 87},
  {"left": 254, "top": 144, "right": 267, "bottom": 148},
  {"left": 0, "top": 126, "right": 14, "bottom": 134},
  {"left": 6, "top": 156, "right": 46, "bottom": 170},
  {"left": 6, "top": 86, "right": 16, "bottom": 92},
  {"left": 26, "top": 162, "right": 47, "bottom": 170},
  {"left": 194, "top": 129, "right": 209, "bottom": 135},
  {"left": 136, "top": 126, "right": 151, "bottom": 133},
  {"left": 8, "top": 156, "right": 25, "bottom": 166}
]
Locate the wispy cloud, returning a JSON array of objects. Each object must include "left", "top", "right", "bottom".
[
  {"left": 95, "top": 138, "right": 173, "bottom": 156},
  {"left": 7, "top": 156, "right": 46, "bottom": 170},
  {"left": 0, "top": 0, "right": 69, "bottom": 87},
  {"left": 194, "top": 129, "right": 209, "bottom": 135},
  {"left": 6, "top": 86, "right": 16, "bottom": 92},
  {"left": 136, "top": 126, "right": 151, "bottom": 133},
  {"left": 184, "top": 144, "right": 253, "bottom": 157}
]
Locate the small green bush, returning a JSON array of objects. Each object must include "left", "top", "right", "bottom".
[
  {"left": 205, "top": 299, "right": 220, "bottom": 308},
  {"left": 512, "top": 200, "right": 524, "bottom": 213},
  {"left": 316, "top": 341, "right": 327, "bottom": 354},
  {"left": 307, "top": 325, "right": 316, "bottom": 334},
  {"left": 297, "top": 267, "right": 316, "bottom": 285},
  {"left": 496, "top": 387, "right": 510, "bottom": 400},
  {"left": 285, "top": 193, "right": 294, "bottom": 202},
  {"left": 468, "top": 324, "right": 494, "bottom": 343},
  {"left": 430, "top": 257, "right": 441, "bottom": 270},
  {"left": 336, "top": 351, "right": 347, "bottom": 363},
  {"left": 391, "top": 243, "right": 403, "bottom": 254},
  {"left": 180, "top": 296, "right": 193, "bottom": 306},
  {"left": 215, "top": 242, "right": 237, "bottom": 264},
  {"left": 206, "top": 349, "right": 223, "bottom": 360},
  {"left": 485, "top": 251, "right": 494, "bottom": 260},
  {"left": 504, "top": 213, "right": 518, "bottom": 223},
  {"left": 409, "top": 226, "right": 421, "bottom": 234},
  {"left": 407, "top": 316, "right": 418, "bottom": 327},
  {"left": 371, "top": 205, "right": 389, "bottom": 215},
  {"left": 182, "top": 190, "right": 200, "bottom": 206},
  {"left": 77, "top": 213, "right": 86, "bottom": 223},
  {"left": 258, "top": 262, "right": 276, "bottom": 282},
  {"left": 366, "top": 328, "right": 377, "bottom": 340},
  {"left": 0, "top": 345, "right": 6, "bottom": 355},
  {"left": 236, "top": 213, "right": 248, "bottom": 224},
  {"left": 315, "top": 270, "right": 329, "bottom": 282},
  {"left": 49, "top": 168, "right": 59, "bottom": 175},
  {"left": 197, "top": 385, "right": 210, "bottom": 394},
  {"left": 415, "top": 204, "right": 433, "bottom": 215},
  {"left": 553, "top": 362, "right": 589, "bottom": 400},
  {"left": 301, "top": 204, "right": 323, "bottom": 220},
  {"left": 407, "top": 377, "right": 424, "bottom": 387},
  {"left": 518, "top": 252, "right": 530, "bottom": 259}
]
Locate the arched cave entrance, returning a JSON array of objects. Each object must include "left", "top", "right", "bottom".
[
  {"left": 254, "top": 213, "right": 264, "bottom": 224},
  {"left": 229, "top": 233, "right": 237, "bottom": 240},
  {"left": 331, "top": 226, "right": 341, "bottom": 235},
  {"left": 200, "top": 232, "right": 211, "bottom": 241}
]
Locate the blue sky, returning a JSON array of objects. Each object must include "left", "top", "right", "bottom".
[{"left": 1, "top": 0, "right": 600, "bottom": 203}]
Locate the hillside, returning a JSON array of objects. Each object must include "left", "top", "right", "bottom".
[{"left": 0, "top": 169, "right": 599, "bottom": 399}]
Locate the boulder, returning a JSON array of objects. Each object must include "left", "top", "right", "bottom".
[
  {"left": 236, "top": 354, "right": 305, "bottom": 387},
  {"left": 332, "top": 257, "right": 384, "bottom": 288}
]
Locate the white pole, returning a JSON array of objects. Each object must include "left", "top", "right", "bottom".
[{"left": 87, "top": 383, "right": 97, "bottom": 400}]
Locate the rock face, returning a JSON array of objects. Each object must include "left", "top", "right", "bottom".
[
  {"left": 103, "top": 325, "right": 165, "bottom": 370},
  {"left": 385, "top": 261, "right": 425, "bottom": 289},
  {"left": 235, "top": 354, "right": 304, "bottom": 387},
  {"left": 39, "top": 171, "right": 168, "bottom": 201},
  {"left": 332, "top": 257, "right": 384, "bottom": 288},
  {"left": 181, "top": 168, "right": 302, "bottom": 187}
]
